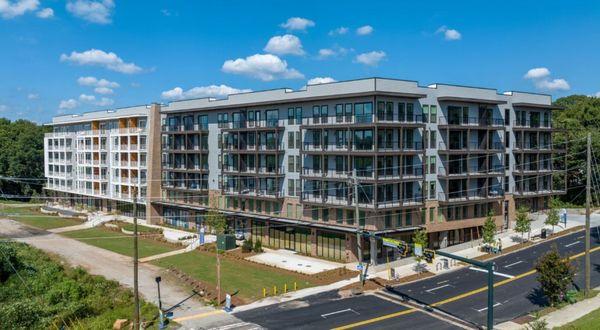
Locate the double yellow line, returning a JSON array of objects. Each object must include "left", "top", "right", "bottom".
[{"left": 333, "top": 245, "right": 600, "bottom": 330}]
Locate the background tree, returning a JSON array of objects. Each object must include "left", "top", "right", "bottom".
[
  {"left": 412, "top": 229, "right": 428, "bottom": 264},
  {"left": 553, "top": 95, "right": 600, "bottom": 206},
  {"left": 535, "top": 246, "right": 575, "bottom": 306},
  {"left": 515, "top": 206, "right": 532, "bottom": 241},
  {"left": 482, "top": 210, "right": 497, "bottom": 246}
]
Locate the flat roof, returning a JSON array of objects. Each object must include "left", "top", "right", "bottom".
[
  {"left": 512, "top": 102, "right": 564, "bottom": 110},
  {"left": 437, "top": 96, "right": 508, "bottom": 105},
  {"left": 48, "top": 105, "right": 150, "bottom": 126}
]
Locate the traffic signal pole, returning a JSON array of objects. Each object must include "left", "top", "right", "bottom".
[
  {"left": 352, "top": 169, "right": 364, "bottom": 287},
  {"left": 435, "top": 250, "right": 495, "bottom": 330}
]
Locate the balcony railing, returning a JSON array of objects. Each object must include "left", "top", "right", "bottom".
[
  {"left": 438, "top": 164, "right": 504, "bottom": 176},
  {"left": 438, "top": 187, "right": 504, "bottom": 202},
  {"left": 438, "top": 117, "right": 504, "bottom": 127},
  {"left": 513, "top": 120, "right": 553, "bottom": 129},
  {"left": 438, "top": 141, "right": 504, "bottom": 151}
]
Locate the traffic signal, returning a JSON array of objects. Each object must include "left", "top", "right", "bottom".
[
  {"left": 397, "top": 242, "right": 409, "bottom": 257},
  {"left": 423, "top": 249, "right": 435, "bottom": 263}
]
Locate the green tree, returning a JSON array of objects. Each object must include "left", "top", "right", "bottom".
[
  {"left": 205, "top": 210, "right": 227, "bottom": 235},
  {"left": 482, "top": 210, "right": 497, "bottom": 246},
  {"left": 515, "top": 206, "right": 531, "bottom": 241},
  {"left": 412, "top": 229, "right": 428, "bottom": 263},
  {"left": 535, "top": 246, "right": 575, "bottom": 306},
  {"left": 545, "top": 206, "right": 560, "bottom": 234}
]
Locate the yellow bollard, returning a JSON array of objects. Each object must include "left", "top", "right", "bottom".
[
  {"left": 263, "top": 287, "right": 266, "bottom": 297},
  {"left": 294, "top": 282, "right": 297, "bottom": 291},
  {"left": 284, "top": 283, "right": 287, "bottom": 293},
  {"left": 273, "top": 285, "right": 277, "bottom": 295}
]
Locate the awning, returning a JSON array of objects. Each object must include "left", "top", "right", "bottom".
[{"left": 512, "top": 102, "right": 564, "bottom": 110}]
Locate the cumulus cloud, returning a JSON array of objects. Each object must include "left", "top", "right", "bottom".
[
  {"left": 523, "top": 67, "right": 551, "bottom": 79},
  {"left": 66, "top": 0, "right": 114, "bottom": 24},
  {"left": 59, "top": 99, "right": 78, "bottom": 110},
  {"left": 436, "top": 26, "right": 462, "bottom": 41},
  {"left": 264, "top": 34, "right": 305, "bottom": 56},
  {"left": 60, "top": 49, "right": 142, "bottom": 74},
  {"left": 355, "top": 51, "right": 386, "bottom": 66},
  {"left": 307, "top": 77, "right": 336, "bottom": 85},
  {"left": 317, "top": 46, "right": 351, "bottom": 59},
  {"left": 356, "top": 25, "right": 374, "bottom": 36},
  {"left": 27, "top": 93, "right": 39, "bottom": 99},
  {"left": 328, "top": 26, "right": 348, "bottom": 36},
  {"left": 96, "top": 97, "right": 113, "bottom": 106},
  {"left": 161, "top": 84, "right": 252, "bottom": 101},
  {"left": 94, "top": 86, "right": 113, "bottom": 94},
  {"left": 79, "top": 94, "right": 95, "bottom": 102},
  {"left": 77, "top": 76, "right": 120, "bottom": 88},
  {"left": 523, "top": 67, "right": 570, "bottom": 91},
  {"left": 0, "top": 0, "right": 39, "bottom": 19},
  {"left": 280, "top": 17, "right": 314, "bottom": 31},
  {"left": 318, "top": 48, "right": 335, "bottom": 58},
  {"left": 35, "top": 7, "right": 52, "bottom": 18},
  {"left": 222, "top": 53, "right": 304, "bottom": 81}
]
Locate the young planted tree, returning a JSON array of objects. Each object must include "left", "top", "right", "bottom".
[
  {"left": 515, "top": 206, "right": 532, "bottom": 242},
  {"left": 205, "top": 210, "right": 227, "bottom": 306},
  {"left": 535, "top": 246, "right": 575, "bottom": 306},
  {"left": 545, "top": 207, "right": 560, "bottom": 234},
  {"left": 412, "top": 229, "right": 428, "bottom": 265},
  {"left": 482, "top": 210, "right": 497, "bottom": 246}
]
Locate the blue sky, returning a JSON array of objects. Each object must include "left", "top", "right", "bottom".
[{"left": 0, "top": 0, "right": 599, "bottom": 123}]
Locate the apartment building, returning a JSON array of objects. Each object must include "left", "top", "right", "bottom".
[
  {"left": 149, "top": 78, "right": 566, "bottom": 264},
  {"left": 44, "top": 105, "right": 161, "bottom": 218}
]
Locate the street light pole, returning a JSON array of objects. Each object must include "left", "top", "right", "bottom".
[
  {"left": 585, "top": 132, "right": 591, "bottom": 295},
  {"left": 352, "top": 169, "right": 364, "bottom": 287},
  {"left": 155, "top": 276, "right": 165, "bottom": 329}
]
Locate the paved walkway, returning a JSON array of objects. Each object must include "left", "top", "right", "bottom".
[
  {"left": 247, "top": 248, "right": 344, "bottom": 275},
  {"left": 139, "top": 247, "right": 189, "bottom": 263},
  {"left": 497, "top": 286, "right": 600, "bottom": 329}
]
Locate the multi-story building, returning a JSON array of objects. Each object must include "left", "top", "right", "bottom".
[
  {"left": 43, "top": 78, "right": 566, "bottom": 264},
  {"left": 149, "top": 78, "right": 566, "bottom": 264},
  {"left": 44, "top": 105, "right": 161, "bottom": 218}
]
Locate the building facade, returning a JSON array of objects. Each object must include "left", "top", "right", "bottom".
[
  {"left": 44, "top": 105, "right": 161, "bottom": 218},
  {"left": 44, "top": 78, "right": 566, "bottom": 264}
]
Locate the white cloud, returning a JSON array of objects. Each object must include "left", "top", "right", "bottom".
[
  {"left": 61, "top": 49, "right": 142, "bottom": 74},
  {"left": 524, "top": 67, "right": 551, "bottom": 79},
  {"left": 59, "top": 99, "right": 78, "bottom": 109},
  {"left": 77, "top": 76, "right": 119, "bottom": 88},
  {"left": 280, "top": 17, "right": 314, "bottom": 31},
  {"left": 0, "top": 104, "right": 8, "bottom": 112},
  {"left": 355, "top": 51, "right": 386, "bottom": 66},
  {"left": 36, "top": 7, "right": 52, "bottom": 18},
  {"left": 317, "top": 46, "right": 351, "bottom": 59},
  {"left": 66, "top": 0, "right": 114, "bottom": 24},
  {"left": 94, "top": 86, "right": 113, "bottom": 94},
  {"left": 79, "top": 94, "right": 95, "bottom": 102},
  {"left": 95, "top": 97, "right": 113, "bottom": 106},
  {"left": 328, "top": 26, "right": 348, "bottom": 36},
  {"left": 161, "top": 84, "right": 252, "bottom": 101},
  {"left": 0, "top": 0, "right": 39, "bottom": 19},
  {"left": 356, "top": 25, "right": 374, "bottom": 36},
  {"left": 27, "top": 93, "right": 39, "bottom": 99},
  {"left": 436, "top": 26, "right": 462, "bottom": 41},
  {"left": 594, "top": 92, "right": 600, "bottom": 98},
  {"left": 222, "top": 53, "right": 304, "bottom": 81},
  {"left": 264, "top": 34, "right": 305, "bottom": 56},
  {"left": 307, "top": 77, "right": 336, "bottom": 85},
  {"left": 523, "top": 67, "right": 570, "bottom": 91},
  {"left": 318, "top": 48, "right": 335, "bottom": 58},
  {"left": 535, "top": 78, "right": 570, "bottom": 91}
]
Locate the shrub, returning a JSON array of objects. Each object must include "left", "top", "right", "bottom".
[
  {"left": 253, "top": 240, "right": 263, "bottom": 253},
  {"left": 242, "top": 240, "right": 253, "bottom": 253}
]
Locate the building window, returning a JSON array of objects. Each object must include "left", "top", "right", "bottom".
[
  {"left": 288, "top": 132, "right": 294, "bottom": 148},
  {"left": 335, "top": 104, "right": 344, "bottom": 122},
  {"left": 295, "top": 107, "right": 302, "bottom": 124},
  {"left": 337, "top": 209, "right": 343, "bottom": 224},
  {"left": 295, "top": 132, "right": 301, "bottom": 148},
  {"left": 295, "top": 179, "right": 301, "bottom": 196},
  {"left": 428, "top": 156, "right": 436, "bottom": 174},
  {"left": 422, "top": 105, "right": 429, "bottom": 123},
  {"left": 504, "top": 109, "right": 510, "bottom": 126},
  {"left": 322, "top": 208, "right": 329, "bottom": 222},
  {"left": 312, "top": 208, "right": 319, "bottom": 221},
  {"left": 359, "top": 211, "right": 366, "bottom": 227},
  {"left": 429, "top": 208, "right": 435, "bottom": 223},
  {"left": 288, "top": 179, "right": 295, "bottom": 197},
  {"left": 405, "top": 211, "right": 412, "bottom": 225},
  {"left": 288, "top": 156, "right": 295, "bottom": 172},
  {"left": 429, "top": 181, "right": 436, "bottom": 199},
  {"left": 430, "top": 105, "right": 437, "bottom": 123},
  {"left": 295, "top": 156, "right": 301, "bottom": 172},
  {"left": 288, "top": 108, "right": 295, "bottom": 125},
  {"left": 385, "top": 213, "right": 392, "bottom": 228},
  {"left": 430, "top": 130, "right": 437, "bottom": 149}
]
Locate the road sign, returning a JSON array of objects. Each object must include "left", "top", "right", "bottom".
[
  {"left": 356, "top": 264, "right": 364, "bottom": 271},
  {"left": 414, "top": 243, "right": 423, "bottom": 257}
]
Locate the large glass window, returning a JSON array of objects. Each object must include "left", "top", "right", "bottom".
[
  {"left": 266, "top": 110, "right": 279, "bottom": 127},
  {"left": 354, "top": 102, "right": 373, "bottom": 123},
  {"left": 353, "top": 129, "right": 373, "bottom": 150},
  {"left": 335, "top": 104, "right": 344, "bottom": 122}
]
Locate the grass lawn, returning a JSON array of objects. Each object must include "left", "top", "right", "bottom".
[
  {"left": 556, "top": 307, "right": 600, "bottom": 329},
  {"left": 62, "top": 227, "right": 177, "bottom": 258},
  {"left": 0, "top": 205, "right": 83, "bottom": 229},
  {"left": 151, "top": 250, "right": 317, "bottom": 302},
  {"left": 119, "top": 222, "right": 161, "bottom": 233}
]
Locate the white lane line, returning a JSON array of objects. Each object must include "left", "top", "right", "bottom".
[
  {"left": 468, "top": 267, "right": 515, "bottom": 279},
  {"left": 565, "top": 241, "right": 581, "bottom": 247},
  {"left": 321, "top": 308, "right": 359, "bottom": 318},
  {"left": 477, "top": 302, "right": 502, "bottom": 312},
  {"left": 437, "top": 280, "right": 449, "bottom": 285},
  {"left": 426, "top": 284, "right": 451, "bottom": 293},
  {"left": 577, "top": 235, "right": 585, "bottom": 239},
  {"left": 504, "top": 260, "right": 524, "bottom": 268}
]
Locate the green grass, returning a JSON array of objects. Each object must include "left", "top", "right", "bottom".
[
  {"left": 62, "top": 227, "right": 177, "bottom": 258},
  {"left": 118, "top": 222, "right": 161, "bottom": 233},
  {"left": 556, "top": 307, "right": 600, "bottom": 329},
  {"left": 151, "top": 250, "right": 316, "bottom": 301},
  {"left": 0, "top": 205, "right": 83, "bottom": 229}
]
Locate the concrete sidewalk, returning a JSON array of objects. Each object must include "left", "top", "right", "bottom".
[{"left": 497, "top": 286, "right": 600, "bottom": 329}]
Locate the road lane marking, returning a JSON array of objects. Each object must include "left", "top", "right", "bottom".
[
  {"left": 577, "top": 235, "right": 585, "bottom": 239},
  {"left": 437, "top": 280, "right": 449, "bottom": 284},
  {"left": 468, "top": 267, "right": 515, "bottom": 279},
  {"left": 426, "top": 284, "right": 451, "bottom": 293},
  {"left": 172, "top": 309, "right": 224, "bottom": 322},
  {"left": 214, "top": 322, "right": 256, "bottom": 330},
  {"left": 565, "top": 241, "right": 581, "bottom": 247},
  {"left": 476, "top": 302, "right": 501, "bottom": 312},
  {"left": 321, "top": 308, "right": 359, "bottom": 318},
  {"left": 332, "top": 245, "right": 600, "bottom": 330},
  {"left": 504, "top": 260, "right": 524, "bottom": 268}
]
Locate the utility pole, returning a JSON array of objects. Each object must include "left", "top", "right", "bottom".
[
  {"left": 132, "top": 192, "right": 140, "bottom": 329},
  {"left": 352, "top": 169, "right": 364, "bottom": 287},
  {"left": 585, "top": 132, "right": 591, "bottom": 295}
]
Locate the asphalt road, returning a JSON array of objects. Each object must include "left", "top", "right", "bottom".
[{"left": 235, "top": 227, "right": 600, "bottom": 329}]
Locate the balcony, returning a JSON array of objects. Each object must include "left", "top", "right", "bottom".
[
  {"left": 224, "top": 187, "right": 282, "bottom": 199},
  {"left": 514, "top": 188, "right": 566, "bottom": 197},
  {"left": 438, "top": 187, "right": 504, "bottom": 203},
  {"left": 513, "top": 164, "right": 553, "bottom": 174},
  {"left": 438, "top": 164, "right": 504, "bottom": 177},
  {"left": 162, "top": 123, "right": 209, "bottom": 132},
  {"left": 301, "top": 114, "right": 425, "bottom": 126},
  {"left": 438, "top": 141, "right": 504, "bottom": 153},
  {"left": 513, "top": 141, "right": 566, "bottom": 152},
  {"left": 220, "top": 120, "right": 281, "bottom": 130},
  {"left": 513, "top": 120, "right": 553, "bottom": 129},
  {"left": 438, "top": 117, "right": 504, "bottom": 128}
]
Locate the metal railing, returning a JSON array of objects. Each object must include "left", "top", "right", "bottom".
[{"left": 438, "top": 117, "right": 504, "bottom": 127}]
